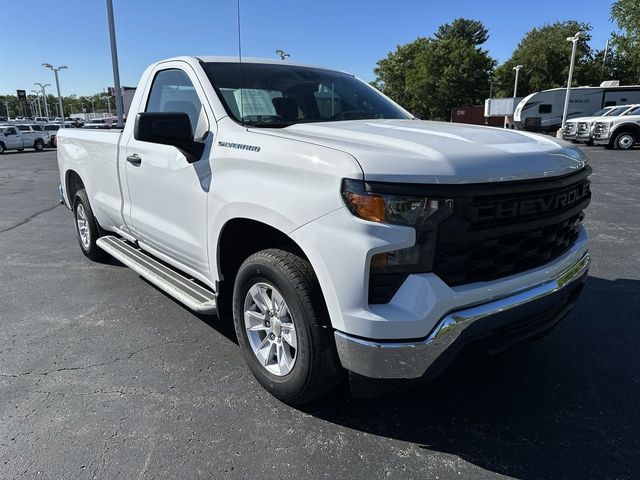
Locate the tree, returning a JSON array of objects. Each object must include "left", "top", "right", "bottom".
[
  {"left": 493, "top": 21, "right": 597, "bottom": 97},
  {"left": 610, "top": 0, "right": 640, "bottom": 83},
  {"left": 434, "top": 18, "right": 488, "bottom": 45},
  {"left": 373, "top": 18, "right": 495, "bottom": 120}
]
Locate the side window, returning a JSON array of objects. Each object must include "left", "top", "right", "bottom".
[
  {"left": 146, "top": 68, "right": 207, "bottom": 138},
  {"left": 5, "top": 127, "right": 17, "bottom": 135},
  {"left": 538, "top": 104, "right": 552, "bottom": 114}
]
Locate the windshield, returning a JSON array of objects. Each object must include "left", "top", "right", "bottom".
[
  {"left": 591, "top": 108, "right": 610, "bottom": 116},
  {"left": 202, "top": 62, "right": 410, "bottom": 127},
  {"left": 606, "top": 106, "right": 630, "bottom": 116}
]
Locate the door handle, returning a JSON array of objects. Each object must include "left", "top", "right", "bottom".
[{"left": 126, "top": 154, "right": 142, "bottom": 166}]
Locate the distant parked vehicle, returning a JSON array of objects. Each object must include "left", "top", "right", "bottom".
[
  {"left": 83, "top": 119, "right": 111, "bottom": 129},
  {"left": 562, "top": 106, "right": 617, "bottom": 140},
  {"left": 34, "top": 117, "right": 49, "bottom": 123},
  {"left": 593, "top": 104, "right": 640, "bottom": 150},
  {"left": 0, "top": 116, "right": 7, "bottom": 122},
  {"left": 15, "top": 124, "right": 50, "bottom": 145},
  {"left": 0, "top": 126, "right": 45, "bottom": 153},
  {"left": 566, "top": 105, "right": 640, "bottom": 144},
  {"left": 43, "top": 124, "right": 60, "bottom": 146},
  {"left": 514, "top": 84, "right": 640, "bottom": 132}
]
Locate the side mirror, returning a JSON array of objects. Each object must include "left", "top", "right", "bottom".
[{"left": 134, "top": 112, "right": 205, "bottom": 162}]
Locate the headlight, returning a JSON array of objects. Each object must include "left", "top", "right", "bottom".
[{"left": 341, "top": 179, "right": 453, "bottom": 303}]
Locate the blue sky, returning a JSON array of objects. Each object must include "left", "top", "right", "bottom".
[{"left": 2, "top": 0, "right": 616, "bottom": 96}]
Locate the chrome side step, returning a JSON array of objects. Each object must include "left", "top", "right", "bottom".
[{"left": 96, "top": 235, "right": 217, "bottom": 313}]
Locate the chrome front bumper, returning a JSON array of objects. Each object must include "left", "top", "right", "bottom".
[{"left": 335, "top": 253, "right": 590, "bottom": 379}]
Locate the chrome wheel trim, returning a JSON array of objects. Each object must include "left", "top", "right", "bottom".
[
  {"left": 243, "top": 282, "right": 297, "bottom": 376},
  {"left": 618, "top": 134, "right": 634, "bottom": 149},
  {"left": 76, "top": 203, "right": 90, "bottom": 249}
]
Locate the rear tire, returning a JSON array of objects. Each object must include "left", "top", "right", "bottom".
[
  {"left": 73, "top": 189, "right": 107, "bottom": 261},
  {"left": 614, "top": 131, "right": 636, "bottom": 150},
  {"left": 0, "top": 143, "right": 5, "bottom": 154},
  {"left": 232, "top": 249, "right": 342, "bottom": 405},
  {"left": 34, "top": 140, "right": 44, "bottom": 152}
]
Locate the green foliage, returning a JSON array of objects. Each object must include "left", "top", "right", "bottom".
[
  {"left": 493, "top": 21, "right": 597, "bottom": 97},
  {"left": 373, "top": 18, "right": 495, "bottom": 120},
  {"left": 435, "top": 18, "right": 489, "bottom": 45},
  {"left": 610, "top": 0, "right": 640, "bottom": 83},
  {"left": 0, "top": 93, "right": 113, "bottom": 118}
]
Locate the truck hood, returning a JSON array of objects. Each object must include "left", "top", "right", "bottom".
[{"left": 264, "top": 119, "right": 588, "bottom": 184}]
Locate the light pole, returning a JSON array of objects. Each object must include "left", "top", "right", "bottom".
[
  {"left": 102, "top": 96, "right": 112, "bottom": 115},
  {"left": 31, "top": 90, "right": 42, "bottom": 117},
  {"left": 90, "top": 98, "right": 95, "bottom": 114},
  {"left": 35, "top": 82, "right": 50, "bottom": 119},
  {"left": 485, "top": 78, "right": 494, "bottom": 126},
  {"left": 561, "top": 31, "right": 586, "bottom": 132},
  {"left": 512, "top": 65, "right": 523, "bottom": 98},
  {"left": 42, "top": 63, "right": 67, "bottom": 126},
  {"left": 275, "top": 49, "right": 290, "bottom": 61},
  {"left": 106, "top": 0, "right": 124, "bottom": 128}
]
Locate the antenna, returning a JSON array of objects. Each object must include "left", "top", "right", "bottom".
[{"left": 236, "top": 0, "right": 244, "bottom": 125}]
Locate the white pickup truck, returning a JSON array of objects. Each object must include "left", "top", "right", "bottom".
[
  {"left": 592, "top": 104, "right": 640, "bottom": 149},
  {"left": 57, "top": 56, "right": 591, "bottom": 404}
]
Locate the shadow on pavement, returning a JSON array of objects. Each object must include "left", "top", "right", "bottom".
[{"left": 299, "top": 276, "right": 640, "bottom": 479}]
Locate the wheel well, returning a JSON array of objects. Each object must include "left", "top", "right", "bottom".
[
  {"left": 217, "top": 219, "right": 308, "bottom": 286},
  {"left": 613, "top": 124, "right": 640, "bottom": 138},
  {"left": 65, "top": 170, "right": 84, "bottom": 204}
]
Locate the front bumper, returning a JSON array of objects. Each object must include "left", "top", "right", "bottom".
[
  {"left": 593, "top": 134, "right": 611, "bottom": 145},
  {"left": 335, "top": 253, "right": 590, "bottom": 379}
]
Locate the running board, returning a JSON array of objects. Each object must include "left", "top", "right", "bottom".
[{"left": 96, "top": 236, "right": 217, "bottom": 313}]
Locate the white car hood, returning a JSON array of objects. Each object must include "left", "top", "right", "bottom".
[{"left": 265, "top": 119, "right": 588, "bottom": 184}]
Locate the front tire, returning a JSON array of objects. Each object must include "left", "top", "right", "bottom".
[
  {"left": 233, "top": 249, "right": 341, "bottom": 405},
  {"left": 73, "top": 189, "right": 107, "bottom": 261},
  {"left": 614, "top": 131, "right": 636, "bottom": 150}
]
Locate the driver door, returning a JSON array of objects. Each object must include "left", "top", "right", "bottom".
[{"left": 122, "top": 64, "right": 214, "bottom": 277}]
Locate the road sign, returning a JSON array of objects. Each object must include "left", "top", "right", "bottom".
[{"left": 16, "top": 90, "right": 26, "bottom": 100}]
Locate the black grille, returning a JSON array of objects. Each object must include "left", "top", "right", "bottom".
[{"left": 433, "top": 169, "right": 591, "bottom": 286}]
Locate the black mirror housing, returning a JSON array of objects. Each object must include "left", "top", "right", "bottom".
[{"left": 134, "top": 112, "right": 205, "bottom": 162}]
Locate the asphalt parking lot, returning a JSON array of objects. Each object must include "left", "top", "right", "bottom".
[{"left": 1, "top": 146, "right": 639, "bottom": 479}]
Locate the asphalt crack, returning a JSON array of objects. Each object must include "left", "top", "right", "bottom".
[{"left": 0, "top": 203, "right": 61, "bottom": 234}]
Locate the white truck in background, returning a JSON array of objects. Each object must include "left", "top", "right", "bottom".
[
  {"left": 57, "top": 56, "right": 591, "bottom": 404},
  {"left": 593, "top": 106, "right": 640, "bottom": 149}
]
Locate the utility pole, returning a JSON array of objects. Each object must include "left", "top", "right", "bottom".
[{"left": 106, "top": 0, "right": 125, "bottom": 128}]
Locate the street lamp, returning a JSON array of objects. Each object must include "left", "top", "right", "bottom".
[
  {"left": 34, "top": 82, "right": 51, "bottom": 119},
  {"left": 30, "top": 90, "right": 42, "bottom": 117},
  {"left": 42, "top": 63, "right": 67, "bottom": 126},
  {"left": 561, "top": 31, "right": 587, "bottom": 132},
  {"left": 275, "top": 49, "right": 290, "bottom": 61},
  {"left": 485, "top": 77, "right": 494, "bottom": 126},
  {"left": 102, "top": 96, "right": 112, "bottom": 115},
  {"left": 512, "top": 65, "right": 523, "bottom": 98}
]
